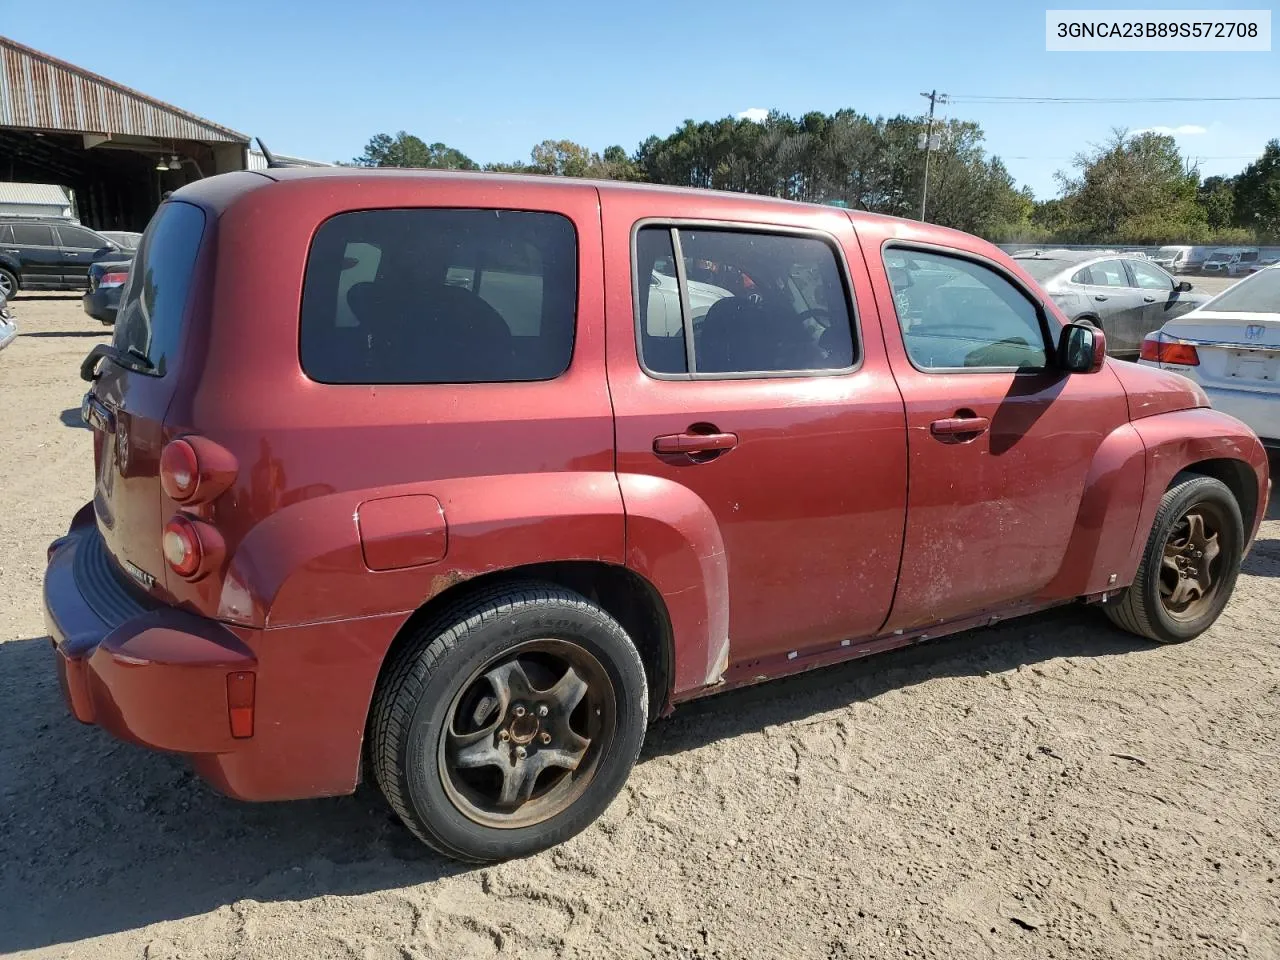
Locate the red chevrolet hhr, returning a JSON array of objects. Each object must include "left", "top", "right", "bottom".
[{"left": 45, "top": 168, "right": 1269, "bottom": 862}]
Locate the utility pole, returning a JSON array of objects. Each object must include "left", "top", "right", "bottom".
[{"left": 919, "top": 89, "right": 948, "bottom": 221}]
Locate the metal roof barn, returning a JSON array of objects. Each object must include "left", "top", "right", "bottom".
[
  {"left": 0, "top": 181, "right": 75, "bottom": 218},
  {"left": 0, "top": 35, "right": 249, "bottom": 232}
]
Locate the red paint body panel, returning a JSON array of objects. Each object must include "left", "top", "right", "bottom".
[
  {"left": 357, "top": 494, "right": 448, "bottom": 571},
  {"left": 42, "top": 169, "right": 1272, "bottom": 804}
]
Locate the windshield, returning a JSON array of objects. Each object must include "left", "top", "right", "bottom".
[
  {"left": 1016, "top": 258, "right": 1068, "bottom": 281},
  {"left": 111, "top": 201, "right": 205, "bottom": 375},
  {"left": 1156, "top": 247, "right": 1183, "bottom": 257},
  {"left": 1201, "top": 268, "right": 1280, "bottom": 314}
]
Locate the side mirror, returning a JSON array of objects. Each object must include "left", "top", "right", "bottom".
[
  {"left": 1059, "top": 322, "right": 1106, "bottom": 374},
  {"left": 649, "top": 272, "right": 662, "bottom": 286},
  {"left": 1177, "top": 280, "right": 1193, "bottom": 292}
]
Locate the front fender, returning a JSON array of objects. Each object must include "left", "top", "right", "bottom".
[
  {"left": 1126, "top": 408, "right": 1269, "bottom": 576},
  {"left": 223, "top": 471, "right": 626, "bottom": 627},
  {"left": 618, "top": 473, "right": 729, "bottom": 700}
]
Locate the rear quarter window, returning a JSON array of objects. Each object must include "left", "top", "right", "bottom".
[
  {"left": 300, "top": 208, "right": 578, "bottom": 384},
  {"left": 112, "top": 201, "right": 206, "bottom": 375}
]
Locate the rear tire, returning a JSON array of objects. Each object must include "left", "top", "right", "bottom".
[
  {"left": 1104, "top": 475, "right": 1244, "bottom": 643},
  {"left": 0, "top": 268, "right": 16, "bottom": 299},
  {"left": 369, "top": 581, "right": 648, "bottom": 863}
]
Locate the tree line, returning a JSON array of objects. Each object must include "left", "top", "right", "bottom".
[{"left": 348, "top": 114, "right": 1280, "bottom": 245}]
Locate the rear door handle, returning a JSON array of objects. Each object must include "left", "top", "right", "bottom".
[
  {"left": 1143, "top": 295, "right": 1156, "bottom": 302},
  {"left": 930, "top": 416, "right": 990, "bottom": 438},
  {"left": 1094, "top": 294, "right": 1109, "bottom": 302},
  {"left": 653, "top": 431, "right": 738, "bottom": 455}
]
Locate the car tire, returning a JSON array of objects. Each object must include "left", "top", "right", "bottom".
[
  {"left": 369, "top": 581, "right": 648, "bottom": 863},
  {"left": 0, "top": 268, "right": 17, "bottom": 299},
  {"left": 1104, "top": 474, "right": 1244, "bottom": 644}
]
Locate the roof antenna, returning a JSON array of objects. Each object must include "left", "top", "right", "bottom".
[{"left": 255, "top": 137, "right": 294, "bottom": 169}]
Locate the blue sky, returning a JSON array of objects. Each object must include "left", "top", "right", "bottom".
[{"left": 1, "top": 0, "right": 1274, "bottom": 197}]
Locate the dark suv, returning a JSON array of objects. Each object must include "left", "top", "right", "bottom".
[{"left": 0, "top": 217, "right": 132, "bottom": 297}]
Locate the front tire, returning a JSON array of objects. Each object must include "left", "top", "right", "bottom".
[
  {"left": 369, "top": 582, "right": 648, "bottom": 863},
  {"left": 1104, "top": 475, "right": 1244, "bottom": 643}
]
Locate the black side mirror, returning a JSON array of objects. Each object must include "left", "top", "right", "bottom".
[
  {"left": 1059, "top": 322, "right": 1106, "bottom": 373},
  {"left": 650, "top": 273, "right": 662, "bottom": 286},
  {"left": 1177, "top": 280, "right": 1193, "bottom": 292}
]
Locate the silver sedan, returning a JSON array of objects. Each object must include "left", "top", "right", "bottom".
[{"left": 1014, "top": 251, "right": 1211, "bottom": 359}]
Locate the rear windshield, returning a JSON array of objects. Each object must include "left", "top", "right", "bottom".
[
  {"left": 1202, "top": 268, "right": 1280, "bottom": 314},
  {"left": 112, "top": 201, "right": 206, "bottom": 375},
  {"left": 300, "top": 208, "right": 578, "bottom": 384},
  {"left": 1015, "top": 258, "right": 1066, "bottom": 281}
]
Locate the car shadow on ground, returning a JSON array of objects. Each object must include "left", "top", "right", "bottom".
[
  {"left": 0, "top": 603, "right": 1154, "bottom": 953},
  {"left": 58, "top": 408, "right": 88, "bottom": 429},
  {"left": 19, "top": 330, "right": 109, "bottom": 338}
]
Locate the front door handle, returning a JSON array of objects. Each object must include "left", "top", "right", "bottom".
[
  {"left": 930, "top": 416, "right": 990, "bottom": 438},
  {"left": 1143, "top": 295, "right": 1156, "bottom": 302},
  {"left": 1094, "top": 294, "right": 1109, "bottom": 302},
  {"left": 653, "top": 431, "right": 738, "bottom": 455}
]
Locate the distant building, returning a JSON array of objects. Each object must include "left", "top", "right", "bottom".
[
  {"left": 0, "top": 36, "right": 323, "bottom": 231},
  {"left": 0, "top": 182, "right": 75, "bottom": 219}
]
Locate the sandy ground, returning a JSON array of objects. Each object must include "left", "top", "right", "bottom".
[{"left": 1, "top": 287, "right": 1277, "bottom": 960}]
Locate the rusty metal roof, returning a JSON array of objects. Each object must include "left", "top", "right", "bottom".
[{"left": 0, "top": 36, "right": 249, "bottom": 142}]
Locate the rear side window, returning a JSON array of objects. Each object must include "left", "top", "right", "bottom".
[
  {"left": 11, "top": 223, "right": 53, "bottom": 246},
  {"left": 112, "top": 201, "right": 206, "bottom": 376},
  {"left": 301, "top": 209, "right": 578, "bottom": 384},
  {"left": 632, "top": 225, "right": 857, "bottom": 377}
]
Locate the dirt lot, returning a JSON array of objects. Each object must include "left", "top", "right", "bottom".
[{"left": 2, "top": 289, "right": 1277, "bottom": 960}]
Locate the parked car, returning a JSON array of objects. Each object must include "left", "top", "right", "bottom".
[
  {"left": 1012, "top": 250, "right": 1209, "bottom": 358},
  {"left": 0, "top": 217, "right": 133, "bottom": 296},
  {"left": 1152, "top": 245, "right": 1194, "bottom": 273},
  {"left": 1201, "top": 247, "right": 1261, "bottom": 277},
  {"left": 82, "top": 260, "right": 130, "bottom": 325},
  {"left": 0, "top": 289, "right": 15, "bottom": 351},
  {"left": 47, "top": 170, "right": 1269, "bottom": 864},
  {"left": 97, "top": 230, "right": 143, "bottom": 252},
  {"left": 1139, "top": 264, "right": 1280, "bottom": 447},
  {"left": 1244, "top": 255, "right": 1280, "bottom": 276}
]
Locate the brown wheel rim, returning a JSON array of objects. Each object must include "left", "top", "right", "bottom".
[
  {"left": 438, "top": 639, "right": 617, "bottom": 829},
  {"left": 1159, "top": 500, "right": 1230, "bottom": 622}
]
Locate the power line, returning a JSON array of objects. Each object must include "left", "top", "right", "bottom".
[
  {"left": 949, "top": 94, "right": 1280, "bottom": 104},
  {"left": 1004, "top": 155, "right": 1262, "bottom": 160}
]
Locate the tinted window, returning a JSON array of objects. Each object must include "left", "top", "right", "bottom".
[
  {"left": 10, "top": 223, "right": 53, "bottom": 246},
  {"left": 0, "top": 225, "right": 10, "bottom": 243},
  {"left": 885, "top": 248, "right": 1047, "bottom": 370},
  {"left": 635, "top": 226, "right": 689, "bottom": 374},
  {"left": 1130, "top": 260, "right": 1174, "bottom": 291},
  {"left": 1070, "top": 266, "right": 1093, "bottom": 285},
  {"left": 1090, "top": 260, "right": 1129, "bottom": 287},
  {"left": 57, "top": 225, "right": 106, "bottom": 249},
  {"left": 112, "top": 201, "right": 206, "bottom": 375},
  {"left": 301, "top": 209, "right": 577, "bottom": 384},
  {"left": 633, "top": 226, "right": 856, "bottom": 376}
]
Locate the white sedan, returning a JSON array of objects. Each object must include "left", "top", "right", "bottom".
[{"left": 1138, "top": 264, "right": 1280, "bottom": 448}]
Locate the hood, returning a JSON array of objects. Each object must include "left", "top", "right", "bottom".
[{"left": 1108, "top": 358, "right": 1209, "bottom": 421}]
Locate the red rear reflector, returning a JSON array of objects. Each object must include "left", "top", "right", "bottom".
[
  {"left": 227, "top": 672, "right": 256, "bottom": 739},
  {"left": 160, "top": 439, "right": 200, "bottom": 501},
  {"left": 1140, "top": 335, "right": 1200, "bottom": 366},
  {"left": 100, "top": 272, "right": 129, "bottom": 287},
  {"left": 162, "top": 516, "right": 202, "bottom": 577}
]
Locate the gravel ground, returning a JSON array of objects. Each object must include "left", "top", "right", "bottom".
[{"left": 1, "top": 288, "right": 1277, "bottom": 960}]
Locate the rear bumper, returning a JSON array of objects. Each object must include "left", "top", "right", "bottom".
[
  {"left": 81, "top": 288, "right": 119, "bottom": 324},
  {"left": 44, "top": 514, "right": 255, "bottom": 755},
  {"left": 43, "top": 508, "right": 405, "bottom": 802},
  {"left": 1198, "top": 385, "right": 1279, "bottom": 447}
]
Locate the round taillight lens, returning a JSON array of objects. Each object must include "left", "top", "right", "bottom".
[
  {"left": 162, "top": 517, "right": 202, "bottom": 577},
  {"left": 160, "top": 439, "right": 199, "bottom": 502}
]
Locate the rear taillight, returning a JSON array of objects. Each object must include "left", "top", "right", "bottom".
[
  {"left": 162, "top": 516, "right": 202, "bottom": 577},
  {"left": 1140, "top": 333, "right": 1200, "bottom": 366},
  {"left": 159, "top": 436, "right": 239, "bottom": 506},
  {"left": 160, "top": 439, "right": 200, "bottom": 502},
  {"left": 99, "top": 272, "right": 129, "bottom": 288},
  {"left": 161, "top": 514, "right": 225, "bottom": 581}
]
